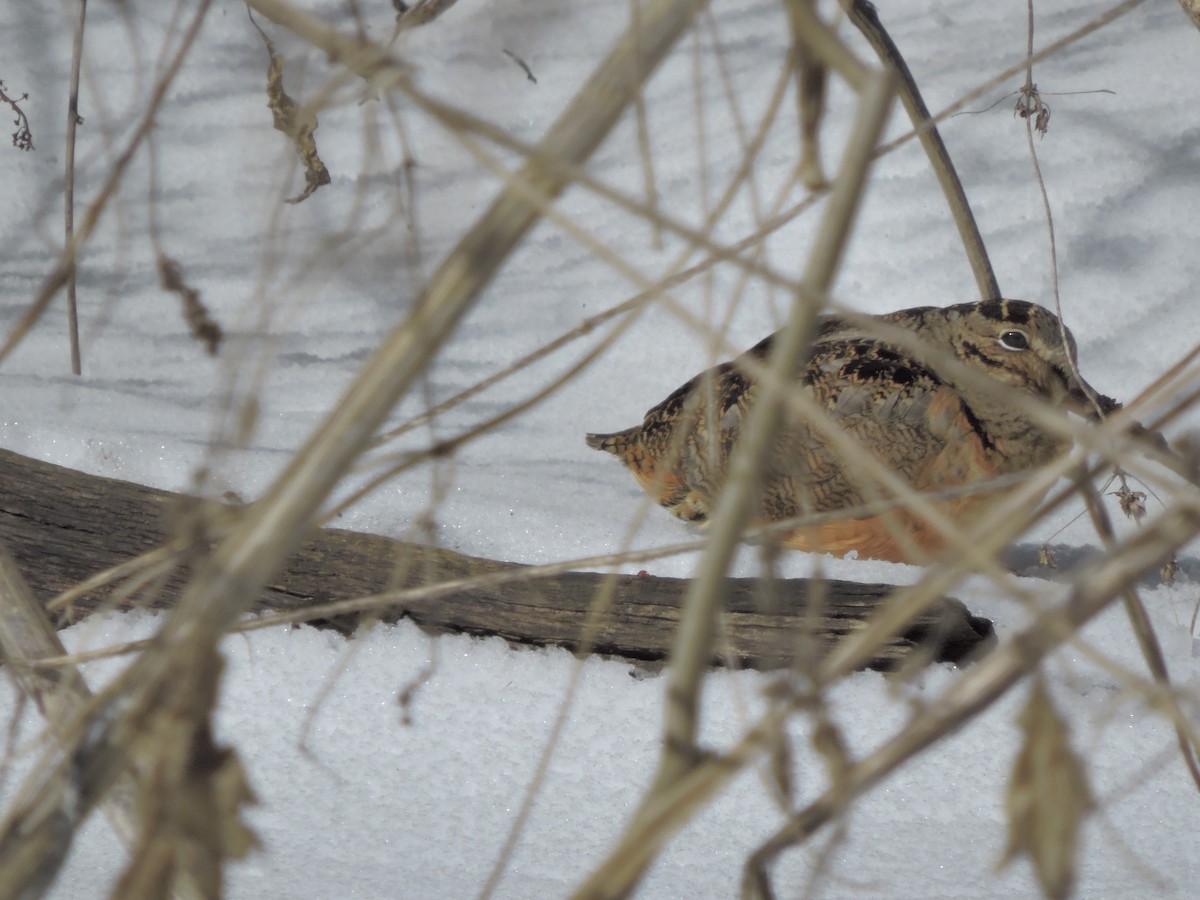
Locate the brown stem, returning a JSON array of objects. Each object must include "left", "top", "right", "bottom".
[
  {"left": 843, "top": 0, "right": 1001, "bottom": 301},
  {"left": 64, "top": 0, "right": 88, "bottom": 374}
]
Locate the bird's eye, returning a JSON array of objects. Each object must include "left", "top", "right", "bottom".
[{"left": 999, "top": 329, "right": 1030, "bottom": 351}]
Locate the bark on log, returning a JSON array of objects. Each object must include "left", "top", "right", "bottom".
[{"left": 0, "top": 449, "right": 993, "bottom": 670}]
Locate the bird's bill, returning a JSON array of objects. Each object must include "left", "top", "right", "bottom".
[{"left": 1063, "top": 379, "right": 1121, "bottom": 420}]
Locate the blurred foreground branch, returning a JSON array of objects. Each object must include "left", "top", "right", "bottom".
[
  {"left": 0, "top": 545, "right": 210, "bottom": 900},
  {"left": 1178, "top": 0, "right": 1200, "bottom": 30},
  {"left": 842, "top": 0, "right": 1000, "bottom": 300}
]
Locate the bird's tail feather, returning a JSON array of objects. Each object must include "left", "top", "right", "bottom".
[{"left": 585, "top": 429, "right": 635, "bottom": 454}]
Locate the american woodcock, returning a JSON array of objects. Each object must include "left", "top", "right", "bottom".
[{"left": 586, "top": 299, "right": 1119, "bottom": 563}]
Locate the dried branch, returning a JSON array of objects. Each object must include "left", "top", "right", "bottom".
[
  {"left": 1000, "top": 677, "right": 1095, "bottom": 900},
  {"left": 1079, "top": 476, "right": 1200, "bottom": 792},
  {"left": 395, "top": 0, "right": 462, "bottom": 30},
  {"left": 64, "top": 0, "right": 88, "bottom": 375},
  {"left": 784, "top": 1, "right": 830, "bottom": 189},
  {"left": 0, "top": 544, "right": 207, "bottom": 900},
  {"left": 658, "top": 63, "right": 894, "bottom": 786},
  {"left": 247, "top": 7, "right": 332, "bottom": 203},
  {"left": 842, "top": 0, "right": 1000, "bottom": 300},
  {"left": 580, "top": 60, "right": 897, "bottom": 898},
  {"left": 0, "top": 545, "right": 144, "bottom": 846},
  {"left": 1177, "top": 0, "right": 1200, "bottom": 30},
  {"left": 0, "top": 79, "right": 34, "bottom": 151}
]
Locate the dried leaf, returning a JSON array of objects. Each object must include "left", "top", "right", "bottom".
[
  {"left": 1038, "top": 545, "right": 1056, "bottom": 569},
  {"left": 209, "top": 747, "right": 261, "bottom": 859},
  {"left": 158, "top": 254, "right": 222, "bottom": 355},
  {"left": 1015, "top": 83, "right": 1051, "bottom": 137},
  {"left": 1001, "top": 678, "right": 1094, "bottom": 899},
  {"left": 116, "top": 648, "right": 260, "bottom": 898},
  {"left": 1161, "top": 555, "right": 1179, "bottom": 585},
  {"left": 1113, "top": 484, "right": 1147, "bottom": 523},
  {"left": 248, "top": 12, "right": 331, "bottom": 203}
]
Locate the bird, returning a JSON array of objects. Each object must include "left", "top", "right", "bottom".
[{"left": 585, "top": 299, "right": 1120, "bottom": 563}]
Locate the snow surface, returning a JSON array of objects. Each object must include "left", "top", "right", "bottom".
[{"left": 1, "top": 0, "right": 1200, "bottom": 897}]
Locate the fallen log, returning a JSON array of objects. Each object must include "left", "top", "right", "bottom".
[{"left": 0, "top": 449, "right": 993, "bottom": 670}]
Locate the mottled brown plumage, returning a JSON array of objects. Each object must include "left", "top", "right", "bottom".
[{"left": 586, "top": 299, "right": 1118, "bottom": 563}]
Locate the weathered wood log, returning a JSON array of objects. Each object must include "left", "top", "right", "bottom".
[{"left": 0, "top": 449, "right": 993, "bottom": 670}]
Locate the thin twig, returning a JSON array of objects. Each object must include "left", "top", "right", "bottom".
[
  {"left": 0, "top": 80, "right": 34, "bottom": 150},
  {"left": 64, "top": 0, "right": 88, "bottom": 375},
  {"left": 843, "top": 0, "right": 1000, "bottom": 300},
  {"left": 875, "top": 0, "right": 1148, "bottom": 160},
  {"left": 1077, "top": 475, "right": 1200, "bottom": 793},
  {"left": 665, "top": 67, "right": 894, "bottom": 784},
  {"left": 1014, "top": 6, "right": 1198, "bottom": 796},
  {"left": 1017, "top": 3, "right": 1110, "bottom": 430},
  {"left": 628, "top": 0, "right": 663, "bottom": 249}
]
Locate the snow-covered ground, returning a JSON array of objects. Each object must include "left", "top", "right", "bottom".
[{"left": 2, "top": 0, "right": 1199, "bottom": 896}]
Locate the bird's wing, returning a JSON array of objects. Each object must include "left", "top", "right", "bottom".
[{"left": 759, "top": 336, "right": 995, "bottom": 518}]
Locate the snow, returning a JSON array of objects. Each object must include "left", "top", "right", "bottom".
[{"left": 2, "top": 0, "right": 1200, "bottom": 897}]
